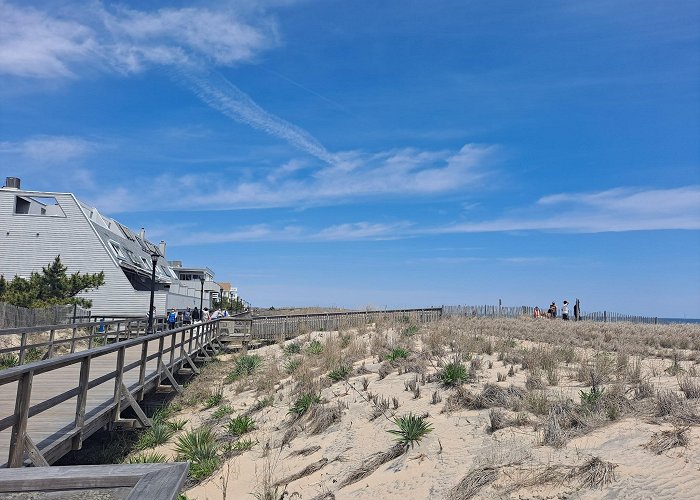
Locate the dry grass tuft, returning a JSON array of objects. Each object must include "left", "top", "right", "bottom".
[
  {"left": 571, "top": 457, "right": 617, "bottom": 489},
  {"left": 273, "top": 457, "right": 329, "bottom": 487},
  {"left": 287, "top": 445, "right": 321, "bottom": 458},
  {"left": 678, "top": 375, "right": 700, "bottom": 399},
  {"left": 644, "top": 426, "right": 690, "bottom": 454},
  {"left": 306, "top": 401, "right": 346, "bottom": 435},
  {"left": 444, "top": 465, "right": 499, "bottom": 500},
  {"left": 541, "top": 402, "right": 589, "bottom": 448},
  {"left": 338, "top": 443, "right": 405, "bottom": 489},
  {"left": 442, "top": 387, "right": 487, "bottom": 413}
]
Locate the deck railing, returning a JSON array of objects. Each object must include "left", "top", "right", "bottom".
[{"left": 0, "top": 320, "right": 221, "bottom": 467}]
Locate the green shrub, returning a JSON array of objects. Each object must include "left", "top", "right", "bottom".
[
  {"left": 0, "top": 353, "right": 19, "bottom": 370},
  {"left": 174, "top": 427, "right": 220, "bottom": 481},
  {"left": 227, "top": 415, "right": 255, "bottom": 436},
  {"left": 167, "top": 418, "right": 188, "bottom": 431},
  {"left": 580, "top": 387, "right": 605, "bottom": 410},
  {"left": 440, "top": 361, "right": 469, "bottom": 387},
  {"left": 24, "top": 347, "right": 45, "bottom": 363},
  {"left": 284, "top": 342, "right": 302, "bottom": 355},
  {"left": 284, "top": 357, "right": 302, "bottom": 374},
  {"left": 227, "top": 354, "right": 262, "bottom": 382},
  {"left": 328, "top": 365, "right": 351, "bottom": 382},
  {"left": 307, "top": 340, "right": 323, "bottom": 355},
  {"left": 402, "top": 325, "right": 419, "bottom": 337},
  {"left": 251, "top": 396, "right": 274, "bottom": 412},
  {"left": 128, "top": 451, "right": 167, "bottom": 463},
  {"left": 387, "top": 413, "right": 433, "bottom": 449},
  {"left": 212, "top": 405, "right": 233, "bottom": 419},
  {"left": 386, "top": 347, "right": 409, "bottom": 361},
  {"left": 232, "top": 438, "right": 256, "bottom": 451},
  {"left": 289, "top": 393, "right": 322, "bottom": 417},
  {"left": 136, "top": 422, "right": 175, "bottom": 450}
]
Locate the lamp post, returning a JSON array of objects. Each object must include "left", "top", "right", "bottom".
[
  {"left": 147, "top": 252, "right": 159, "bottom": 334},
  {"left": 199, "top": 277, "right": 205, "bottom": 313}
]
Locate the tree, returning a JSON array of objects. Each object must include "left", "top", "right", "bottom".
[{"left": 0, "top": 256, "right": 105, "bottom": 308}]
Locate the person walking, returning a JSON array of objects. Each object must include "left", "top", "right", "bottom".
[
  {"left": 183, "top": 307, "right": 192, "bottom": 325},
  {"left": 192, "top": 307, "right": 200, "bottom": 322},
  {"left": 562, "top": 300, "right": 569, "bottom": 320},
  {"left": 167, "top": 308, "right": 177, "bottom": 330},
  {"left": 550, "top": 301, "right": 558, "bottom": 319}
]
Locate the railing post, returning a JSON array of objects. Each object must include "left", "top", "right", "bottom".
[
  {"left": 8, "top": 370, "right": 34, "bottom": 467},
  {"left": 72, "top": 356, "right": 91, "bottom": 450},
  {"left": 157, "top": 335, "right": 165, "bottom": 383},
  {"left": 169, "top": 330, "right": 176, "bottom": 369},
  {"left": 70, "top": 327, "right": 78, "bottom": 353},
  {"left": 18, "top": 332, "right": 28, "bottom": 364},
  {"left": 138, "top": 338, "right": 148, "bottom": 400},
  {"left": 47, "top": 329, "right": 56, "bottom": 358},
  {"left": 112, "top": 346, "right": 126, "bottom": 422}
]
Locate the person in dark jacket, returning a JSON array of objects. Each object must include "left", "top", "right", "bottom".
[{"left": 192, "top": 307, "right": 200, "bottom": 322}]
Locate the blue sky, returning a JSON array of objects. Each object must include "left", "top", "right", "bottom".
[{"left": 1, "top": 0, "right": 699, "bottom": 317}]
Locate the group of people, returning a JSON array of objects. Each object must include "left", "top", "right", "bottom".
[
  {"left": 533, "top": 299, "right": 578, "bottom": 320},
  {"left": 158, "top": 306, "right": 232, "bottom": 330}
]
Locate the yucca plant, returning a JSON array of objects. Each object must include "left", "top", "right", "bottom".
[
  {"left": 135, "top": 422, "right": 175, "bottom": 450},
  {"left": 328, "top": 365, "right": 351, "bottom": 382},
  {"left": 127, "top": 451, "right": 167, "bottom": 463},
  {"left": 386, "top": 347, "right": 409, "bottom": 361},
  {"left": 387, "top": 413, "right": 433, "bottom": 449},
  {"left": 227, "top": 415, "right": 255, "bottom": 436},
  {"left": 288, "top": 393, "right": 322, "bottom": 418},
  {"left": 212, "top": 405, "right": 234, "bottom": 419},
  {"left": 440, "top": 361, "right": 469, "bottom": 387},
  {"left": 307, "top": 340, "right": 323, "bottom": 355},
  {"left": 174, "top": 427, "right": 220, "bottom": 480},
  {"left": 227, "top": 354, "right": 262, "bottom": 381},
  {"left": 284, "top": 342, "right": 302, "bottom": 355},
  {"left": 0, "top": 353, "right": 19, "bottom": 370},
  {"left": 284, "top": 357, "right": 302, "bottom": 374},
  {"left": 232, "top": 438, "right": 257, "bottom": 451},
  {"left": 167, "top": 418, "right": 188, "bottom": 431}
]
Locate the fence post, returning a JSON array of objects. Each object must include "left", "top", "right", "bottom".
[
  {"left": 72, "top": 356, "right": 91, "bottom": 450},
  {"left": 18, "top": 332, "right": 28, "bottom": 364},
  {"left": 8, "top": 370, "right": 34, "bottom": 467}
]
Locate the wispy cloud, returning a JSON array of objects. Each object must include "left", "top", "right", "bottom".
[
  {"left": 437, "top": 186, "right": 700, "bottom": 233},
  {"left": 0, "top": 2, "right": 277, "bottom": 78},
  {"left": 0, "top": 135, "right": 100, "bottom": 162},
  {"left": 178, "top": 68, "right": 338, "bottom": 164}
]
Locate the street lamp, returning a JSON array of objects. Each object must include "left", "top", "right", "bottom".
[
  {"left": 147, "top": 251, "right": 159, "bottom": 334},
  {"left": 199, "top": 276, "right": 205, "bottom": 313}
]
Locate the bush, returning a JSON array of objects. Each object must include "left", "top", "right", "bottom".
[
  {"left": 284, "top": 357, "right": 302, "bottom": 374},
  {"left": 0, "top": 354, "right": 19, "bottom": 370},
  {"left": 232, "top": 438, "right": 256, "bottom": 451},
  {"left": 386, "top": 347, "right": 409, "bottom": 362},
  {"left": 307, "top": 340, "right": 323, "bottom": 355},
  {"left": 174, "top": 427, "right": 220, "bottom": 481},
  {"left": 289, "top": 393, "right": 322, "bottom": 418},
  {"left": 387, "top": 413, "right": 433, "bottom": 449},
  {"left": 212, "top": 405, "right": 233, "bottom": 419},
  {"left": 284, "top": 342, "right": 302, "bottom": 355},
  {"left": 227, "top": 354, "right": 262, "bottom": 381},
  {"left": 128, "top": 451, "right": 167, "bottom": 463},
  {"left": 227, "top": 415, "right": 255, "bottom": 436},
  {"left": 328, "top": 365, "right": 351, "bottom": 382},
  {"left": 167, "top": 418, "right": 188, "bottom": 431},
  {"left": 440, "top": 361, "right": 469, "bottom": 387},
  {"left": 136, "top": 422, "right": 175, "bottom": 450}
]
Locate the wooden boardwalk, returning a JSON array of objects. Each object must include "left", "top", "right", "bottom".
[{"left": 0, "top": 320, "right": 226, "bottom": 467}]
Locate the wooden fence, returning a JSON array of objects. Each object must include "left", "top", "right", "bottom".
[
  {"left": 0, "top": 302, "right": 92, "bottom": 329},
  {"left": 443, "top": 304, "right": 658, "bottom": 324}
]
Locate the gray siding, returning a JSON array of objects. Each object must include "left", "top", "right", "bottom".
[{"left": 0, "top": 189, "right": 162, "bottom": 316}]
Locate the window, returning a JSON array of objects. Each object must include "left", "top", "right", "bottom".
[
  {"left": 140, "top": 256, "right": 151, "bottom": 269},
  {"left": 125, "top": 249, "right": 143, "bottom": 268},
  {"left": 14, "top": 196, "right": 66, "bottom": 217},
  {"left": 109, "top": 241, "right": 126, "bottom": 259}
]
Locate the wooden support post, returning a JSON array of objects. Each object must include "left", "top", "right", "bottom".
[
  {"left": 70, "top": 327, "right": 78, "bottom": 353},
  {"left": 168, "top": 331, "right": 176, "bottom": 368},
  {"left": 72, "top": 356, "right": 91, "bottom": 450},
  {"left": 159, "top": 361, "right": 183, "bottom": 393},
  {"left": 138, "top": 339, "right": 148, "bottom": 401},
  {"left": 18, "top": 332, "right": 27, "bottom": 365},
  {"left": 112, "top": 346, "right": 125, "bottom": 422},
  {"left": 156, "top": 336, "right": 165, "bottom": 383},
  {"left": 120, "top": 383, "right": 152, "bottom": 428},
  {"left": 24, "top": 435, "right": 49, "bottom": 467},
  {"left": 47, "top": 329, "right": 56, "bottom": 358},
  {"left": 8, "top": 370, "right": 34, "bottom": 467}
]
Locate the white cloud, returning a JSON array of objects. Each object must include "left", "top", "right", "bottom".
[
  {"left": 0, "top": 1, "right": 278, "bottom": 78},
  {"left": 0, "top": 136, "right": 99, "bottom": 162},
  {"left": 439, "top": 186, "right": 700, "bottom": 233}
]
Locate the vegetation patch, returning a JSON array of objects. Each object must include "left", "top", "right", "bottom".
[
  {"left": 174, "top": 427, "right": 220, "bottom": 481},
  {"left": 387, "top": 412, "right": 433, "bottom": 449}
]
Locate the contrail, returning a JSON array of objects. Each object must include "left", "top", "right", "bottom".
[{"left": 176, "top": 67, "right": 338, "bottom": 165}]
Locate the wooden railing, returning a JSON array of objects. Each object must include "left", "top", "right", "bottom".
[
  {"left": 0, "top": 320, "right": 222, "bottom": 467},
  {"left": 0, "top": 316, "right": 188, "bottom": 365}
]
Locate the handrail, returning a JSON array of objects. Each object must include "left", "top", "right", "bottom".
[
  {"left": 0, "top": 320, "right": 222, "bottom": 467},
  {"left": 249, "top": 307, "right": 442, "bottom": 321}
]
